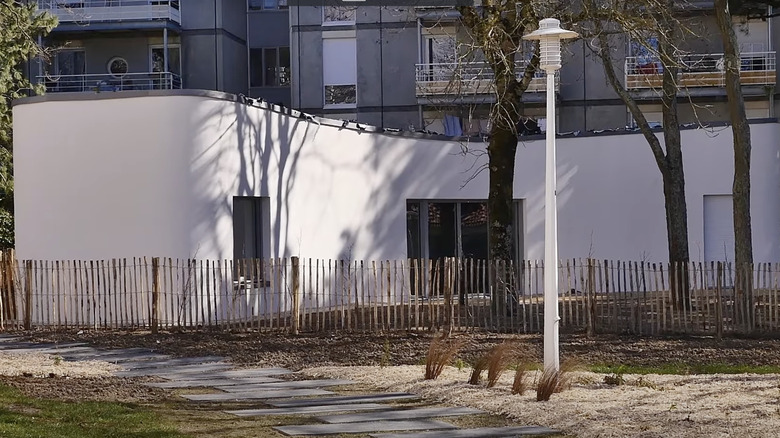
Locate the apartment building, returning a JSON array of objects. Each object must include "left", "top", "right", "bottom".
[
  {"left": 26, "top": 0, "right": 292, "bottom": 106},
  {"left": 290, "top": 3, "right": 779, "bottom": 134}
]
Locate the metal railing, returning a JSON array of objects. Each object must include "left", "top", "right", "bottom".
[
  {"left": 36, "top": 72, "right": 182, "bottom": 93},
  {"left": 36, "top": 0, "right": 181, "bottom": 25},
  {"left": 625, "top": 51, "right": 776, "bottom": 89},
  {"left": 415, "top": 60, "right": 551, "bottom": 96}
]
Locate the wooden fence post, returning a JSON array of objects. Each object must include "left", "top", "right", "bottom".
[
  {"left": 586, "top": 258, "right": 596, "bottom": 337},
  {"left": 24, "top": 260, "right": 32, "bottom": 330},
  {"left": 151, "top": 257, "right": 160, "bottom": 334},
  {"left": 291, "top": 256, "right": 301, "bottom": 335},
  {"left": 716, "top": 261, "right": 723, "bottom": 340}
]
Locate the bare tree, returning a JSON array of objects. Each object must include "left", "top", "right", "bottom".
[
  {"left": 579, "top": 0, "right": 694, "bottom": 302},
  {"left": 454, "top": 1, "right": 544, "bottom": 264}
]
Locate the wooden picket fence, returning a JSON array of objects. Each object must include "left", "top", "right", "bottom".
[{"left": 0, "top": 250, "right": 777, "bottom": 337}]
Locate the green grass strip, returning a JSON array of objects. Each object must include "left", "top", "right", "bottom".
[
  {"left": 0, "top": 384, "right": 189, "bottom": 438},
  {"left": 588, "top": 363, "right": 780, "bottom": 375}
]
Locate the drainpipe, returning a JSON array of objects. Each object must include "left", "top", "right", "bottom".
[{"left": 163, "top": 27, "right": 169, "bottom": 88}]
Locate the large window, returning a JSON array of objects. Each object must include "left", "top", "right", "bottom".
[
  {"left": 406, "top": 200, "right": 523, "bottom": 261},
  {"left": 322, "top": 37, "right": 357, "bottom": 107},
  {"left": 150, "top": 45, "right": 181, "bottom": 75},
  {"left": 250, "top": 47, "right": 290, "bottom": 87}
]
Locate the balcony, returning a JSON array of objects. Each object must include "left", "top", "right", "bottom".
[
  {"left": 625, "top": 51, "right": 776, "bottom": 90},
  {"left": 415, "top": 61, "right": 551, "bottom": 98},
  {"left": 37, "top": 0, "right": 181, "bottom": 26},
  {"left": 36, "top": 72, "right": 182, "bottom": 93}
]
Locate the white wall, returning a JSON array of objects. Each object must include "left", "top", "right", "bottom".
[{"left": 13, "top": 93, "right": 780, "bottom": 262}]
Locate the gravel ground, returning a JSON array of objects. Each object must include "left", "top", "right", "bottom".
[
  {"left": 303, "top": 365, "right": 780, "bottom": 438},
  {"left": 22, "top": 329, "right": 780, "bottom": 370}
]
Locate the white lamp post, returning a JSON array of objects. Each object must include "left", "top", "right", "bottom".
[{"left": 523, "top": 18, "right": 578, "bottom": 374}]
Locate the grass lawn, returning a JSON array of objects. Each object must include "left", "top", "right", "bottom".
[{"left": 0, "top": 384, "right": 189, "bottom": 438}]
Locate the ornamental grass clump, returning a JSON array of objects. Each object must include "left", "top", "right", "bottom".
[
  {"left": 511, "top": 363, "right": 531, "bottom": 395},
  {"left": 536, "top": 359, "right": 578, "bottom": 401},
  {"left": 423, "top": 335, "right": 463, "bottom": 380},
  {"left": 486, "top": 342, "right": 517, "bottom": 388}
]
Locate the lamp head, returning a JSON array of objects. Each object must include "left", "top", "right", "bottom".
[{"left": 523, "top": 18, "right": 579, "bottom": 72}]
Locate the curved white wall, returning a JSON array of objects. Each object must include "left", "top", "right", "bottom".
[{"left": 13, "top": 93, "right": 780, "bottom": 262}]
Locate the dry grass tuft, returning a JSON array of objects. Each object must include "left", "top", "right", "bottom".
[
  {"left": 536, "top": 359, "right": 578, "bottom": 401},
  {"left": 424, "top": 335, "right": 463, "bottom": 380},
  {"left": 486, "top": 342, "right": 517, "bottom": 388},
  {"left": 511, "top": 363, "right": 530, "bottom": 395},
  {"left": 468, "top": 357, "right": 488, "bottom": 385}
]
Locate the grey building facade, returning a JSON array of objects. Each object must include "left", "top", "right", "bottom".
[
  {"left": 28, "top": 0, "right": 291, "bottom": 106},
  {"left": 290, "top": 3, "right": 779, "bottom": 134}
]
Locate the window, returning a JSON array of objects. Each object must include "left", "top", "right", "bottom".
[
  {"left": 249, "top": 47, "right": 290, "bottom": 87},
  {"left": 107, "top": 57, "right": 128, "bottom": 78},
  {"left": 248, "top": 0, "right": 287, "bottom": 10},
  {"left": 45, "top": 48, "right": 86, "bottom": 92},
  {"left": 406, "top": 200, "right": 523, "bottom": 261},
  {"left": 323, "top": 6, "right": 356, "bottom": 25},
  {"left": 150, "top": 45, "right": 181, "bottom": 75},
  {"left": 323, "top": 37, "right": 357, "bottom": 107},
  {"left": 233, "top": 197, "right": 265, "bottom": 261}
]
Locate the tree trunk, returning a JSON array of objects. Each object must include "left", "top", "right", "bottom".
[
  {"left": 715, "top": 0, "right": 754, "bottom": 328},
  {"left": 659, "top": 26, "right": 691, "bottom": 307},
  {"left": 487, "top": 124, "right": 518, "bottom": 264}
]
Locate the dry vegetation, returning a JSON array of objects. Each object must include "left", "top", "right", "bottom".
[{"left": 424, "top": 335, "right": 463, "bottom": 380}]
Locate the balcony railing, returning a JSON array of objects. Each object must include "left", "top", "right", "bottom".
[
  {"left": 415, "top": 61, "right": 552, "bottom": 97},
  {"left": 625, "top": 51, "right": 776, "bottom": 90},
  {"left": 37, "top": 0, "right": 181, "bottom": 25},
  {"left": 36, "top": 72, "right": 182, "bottom": 93}
]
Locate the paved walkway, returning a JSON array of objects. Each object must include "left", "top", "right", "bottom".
[{"left": 0, "top": 335, "right": 559, "bottom": 437}]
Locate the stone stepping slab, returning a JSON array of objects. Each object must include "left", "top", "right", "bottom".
[
  {"left": 182, "top": 388, "right": 333, "bottom": 401},
  {"left": 0, "top": 342, "right": 87, "bottom": 351},
  {"left": 115, "top": 363, "right": 233, "bottom": 377},
  {"left": 370, "top": 425, "right": 561, "bottom": 438},
  {"left": 118, "top": 356, "right": 226, "bottom": 370},
  {"left": 225, "top": 403, "right": 389, "bottom": 417},
  {"left": 145, "top": 377, "right": 283, "bottom": 388},
  {"left": 216, "top": 368, "right": 294, "bottom": 378},
  {"left": 99, "top": 353, "right": 173, "bottom": 363},
  {"left": 317, "top": 406, "right": 484, "bottom": 424},
  {"left": 215, "top": 379, "right": 355, "bottom": 392},
  {"left": 269, "top": 393, "right": 419, "bottom": 408},
  {"left": 275, "top": 419, "right": 457, "bottom": 436}
]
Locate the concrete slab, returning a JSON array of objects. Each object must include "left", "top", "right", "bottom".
[
  {"left": 182, "top": 388, "right": 333, "bottom": 401},
  {"left": 118, "top": 356, "right": 226, "bottom": 369},
  {"left": 0, "top": 342, "right": 87, "bottom": 351},
  {"left": 115, "top": 363, "right": 232, "bottom": 377},
  {"left": 216, "top": 368, "right": 294, "bottom": 378},
  {"left": 370, "top": 425, "right": 561, "bottom": 438},
  {"left": 269, "top": 393, "right": 419, "bottom": 408},
  {"left": 274, "top": 419, "right": 457, "bottom": 436},
  {"left": 225, "top": 403, "right": 388, "bottom": 417},
  {"left": 145, "top": 377, "right": 282, "bottom": 388},
  {"left": 216, "top": 379, "right": 355, "bottom": 392},
  {"left": 317, "top": 406, "right": 484, "bottom": 423},
  {"left": 100, "top": 353, "right": 172, "bottom": 363}
]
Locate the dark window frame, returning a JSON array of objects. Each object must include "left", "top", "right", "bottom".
[{"left": 249, "top": 46, "right": 290, "bottom": 88}]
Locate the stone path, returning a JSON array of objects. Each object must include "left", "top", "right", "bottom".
[{"left": 0, "top": 335, "right": 561, "bottom": 437}]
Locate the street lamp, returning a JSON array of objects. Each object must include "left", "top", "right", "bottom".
[{"left": 523, "top": 18, "right": 578, "bottom": 374}]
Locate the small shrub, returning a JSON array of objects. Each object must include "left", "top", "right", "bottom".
[
  {"left": 603, "top": 373, "right": 625, "bottom": 386},
  {"left": 486, "top": 342, "right": 516, "bottom": 388},
  {"left": 603, "top": 365, "right": 626, "bottom": 386},
  {"left": 454, "top": 358, "right": 467, "bottom": 371},
  {"left": 424, "top": 335, "right": 463, "bottom": 380},
  {"left": 52, "top": 356, "right": 63, "bottom": 366},
  {"left": 512, "top": 363, "right": 530, "bottom": 395},
  {"left": 469, "top": 357, "right": 488, "bottom": 385},
  {"left": 536, "top": 360, "right": 578, "bottom": 401},
  {"left": 380, "top": 338, "right": 391, "bottom": 368}
]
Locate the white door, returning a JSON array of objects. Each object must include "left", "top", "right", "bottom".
[{"left": 703, "top": 195, "right": 735, "bottom": 263}]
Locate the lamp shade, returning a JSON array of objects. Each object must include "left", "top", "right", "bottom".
[{"left": 523, "top": 18, "right": 579, "bottom": 72}]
